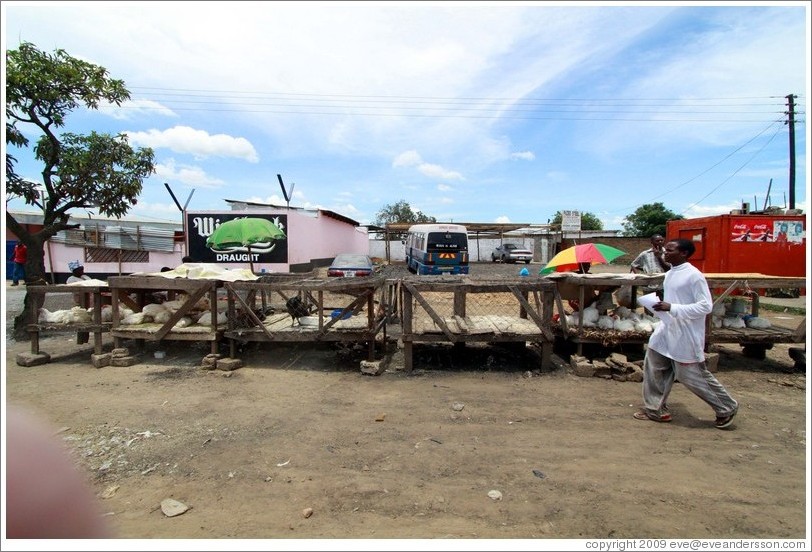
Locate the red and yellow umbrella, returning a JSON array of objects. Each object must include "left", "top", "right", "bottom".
[{"left": 539, "top": 243, "right": 626, "bottom": 275}]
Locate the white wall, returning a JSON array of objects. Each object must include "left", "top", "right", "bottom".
[
  {"left": 369, "top": 237, "right": 551, "bottom": 263},
  {"left": 47, "top": 242, "right": 185, "bottom": 279}
]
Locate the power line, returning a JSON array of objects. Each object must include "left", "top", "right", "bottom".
[
  {"left": 607, "top": 118, "right": 787, "bottom": 217},
  {"left": 679, "top": 123, "right": 784, "bottom": 215},
  {"left": 129, "top": 86, "right": 802, "bottom": 104},
  {"left": 123, "top": 86, "right": 801, "bottom": 122}
]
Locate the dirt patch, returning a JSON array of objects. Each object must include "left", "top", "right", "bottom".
[
  {"left": 4, "top": 311, "right": 807, "bottom": 540},
  {"left": 4, "top": 266, "right": 807, "bottom": 540}
]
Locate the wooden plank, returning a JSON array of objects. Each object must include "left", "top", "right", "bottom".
[
  {"left": 508, "top": 285, "right": 554, "bottom": 340},
  {"left": 402, "top": 282, "right": 455, "bottom": 340},
  {"left": 225, "top": 282, "right": 275, "bottom": 340},
  {"left": 152, "top": 284, "right": 211, "bottom": 341}
]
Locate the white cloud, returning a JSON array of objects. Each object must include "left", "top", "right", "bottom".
[
  {"left": 393, "top": 150, "right": 464, "bottom": 180},
  {"left": 128, "top": 201, "right": 185, "bottom": 220},
  {"left": 155, "top": 159, "right": 225, "bottom": 189},
  {"left": 682, "top": 201, "right": 740, "bottom": 219},
  {"left": 437, "top": 183, "right": 453, "bottom": 192},
  {"left": 418, "top": 163, "right": 463, "bottom": 181},
  {"left": 100, "top": 99, "right": 177, "bottom": 120},
  {"left": 245, "top": 194, "right": 287, "bottom": 206},
  {"left": 495, "top": 215, "right": 512, "bottom": 223},
  {"left": 392, "top": 150, "right": 423, "bottom": 168},
  {"left": 510, "top": 151, "right": 535, "bottom": 161},
  {"left": 125, "top": 126, "right": 259, "bottom": 162}
]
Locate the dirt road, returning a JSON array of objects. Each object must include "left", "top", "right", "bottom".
[{"left": 3, "top": 267, "right": 808, "bottom": 542}]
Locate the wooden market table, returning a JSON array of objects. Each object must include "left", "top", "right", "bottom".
[
  {"left": 24, "top": 283, "right": 111, "bottom": 357},
  {"left": 106, "top": 275, "right": 225, "bottom": 355},
  {"left": 223, "top": 274, "right": 387, "bottom": 362},
  {"left": 546, "top": 272, "right": 806, "bottom": 358},
  {"left": 397, "top": 276, "right": 557, "bottom": 371}
]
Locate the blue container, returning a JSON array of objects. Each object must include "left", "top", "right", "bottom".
[{"left": 331, "top": 309, "right": 352, "bottom": 320}]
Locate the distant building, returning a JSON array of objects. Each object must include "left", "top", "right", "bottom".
[{"left": 7, "top": 200, "right": 370, "bottom": 281}]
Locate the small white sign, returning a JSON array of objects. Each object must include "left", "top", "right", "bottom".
[{"left": 561, "top": 210, "right": 581, "bottom": 232}]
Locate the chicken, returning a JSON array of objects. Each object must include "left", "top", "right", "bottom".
[
  {"left": 142, "top": 303, "right": 169, "bottom": 318},
  {"left": 93, "top": 305, "right": 134, "bottom": 322},
  {"left": 152, "top": 309, "right": 173, "bottom": 325},
  {"left": 285, "top": 296, "right": 311, "bottom": 327},
  {"left": 38, "top": 307, "right": 91, "bottom": 324},
  {"left": 712, "top": 302, "right": 727, "bottom": 318},
  {"left": 632, "top": 319, "right": 654, "bottom": 333},
  {"left": 196, "top": 311, "right": 227, "bottom": 326},
  {"left": 722, "top": 316, "right": 746, "bottom": 329},
  {"left": 614, "top": 306, "right": 632, "bottom": 319},
  {"left": 121, "top": 312, "right": 148, "bottom": 325},
  {"left": 69, "top": 306, "right": 92, "bottom": 323},
  {"left": 614, "top": 319, "right": 637, "bottom": 332},
  {"left": 597, "top": 315, "right": 616, "bottom": 330},
  {"left": 38, "top": 308, "right": 73, "bottom": 324},
  {"left": 580, "top": 305, "right": 599, "bottom": 327},
  {"left": 173, "top": 316, "right": 194, "bottom": 328},
  {"left": 745, "top": 316, "right": 771, "bottom": 329}
]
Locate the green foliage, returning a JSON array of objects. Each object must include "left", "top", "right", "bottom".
[
  {"left": 621, "top": 203, "right": 684, "bottom": 237},
  {"left": 549, "top": 211, "right": 603, "bottom": 231},
  {"left": 374, "top": 199, "right": 436, "bottom": 226},
  {"left": 5, "top": 42, "right": 156, "bottom": 336},
  {"left": 5, "top": 41, "right": 155, "bottom": 246}
]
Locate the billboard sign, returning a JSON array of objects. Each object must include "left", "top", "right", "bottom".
[{"left": 186, "top": 213, "right": 289, "bottom": 263}]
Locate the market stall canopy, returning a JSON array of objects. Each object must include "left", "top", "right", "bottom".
[{"left": 540, "top": 243, "right": 626, "bottom": 275}]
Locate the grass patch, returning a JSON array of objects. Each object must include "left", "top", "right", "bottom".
[{"left": 759, "top": 302, "right": 806, "bottom": 316}]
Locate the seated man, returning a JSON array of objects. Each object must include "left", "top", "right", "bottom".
[
  {"left": 555, "top": 262, "right": 619, "bottom": 314},
  {"left": 66, "top": 261, "right": 91, "bottom": 306},
  {"left": 556, "top": 263, "right": 601, "bottom": 312}
]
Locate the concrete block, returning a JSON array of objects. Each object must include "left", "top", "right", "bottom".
[
  {"left": 16, "top": 352, "right": 51, "bottom": 367},
  {"left": 569, "top": 355, "right": 588, "bottom": 368},
  {"left": 592, "top": 360, "right": 612, "bottom": 377},
  {"left": 216, "top": 358, "right": 243, "bottom": 371},
  {"left": 91, "top": 353, "right": 112, "bottom": 369},
  {"left": 360, "top": 359, "right": 386, "bottom": 376},
  {"left": 111, "top": 355, "right": 139, "bottom": 367},
  {"left": 572, "top": 362, "right": 595, "bottom": 377},
  {"left": 607, "top": 352, "right": 628, "bottom": 364},
  {"left": 202, "top": 354, "right": 222, "bottom": 368},
  {"left": 626, "top": 367, "right": 644, "bottom": 382}
]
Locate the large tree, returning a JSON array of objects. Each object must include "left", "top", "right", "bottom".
[
  {"left": 549, "top": 210, "right": 603, "bottom": 231},
  {"left": 621, "top": 202, "right": 684, "bottom": 237},
  {"left": 6, "top": 42, "right": 155, "bottom": 338},
  {"left": 374, "top": 200, "right": 436, "bottom": 227}
]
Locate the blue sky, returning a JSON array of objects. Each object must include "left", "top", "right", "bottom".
[{"left": 3, "top": 1, "right": 809, "bottom": 230}]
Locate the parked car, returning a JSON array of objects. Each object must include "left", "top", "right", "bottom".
[
  {"left": 327, "top": 253, "right": 375, "bottom": 277},
  {"left": 491, "top": 243, "right": 532, "bottom": 264}
]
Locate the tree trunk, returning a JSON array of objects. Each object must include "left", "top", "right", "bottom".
[
  {"left": 13, "top": 292, "right": 44, "bottom": 342},
  {"left": 12, "top": 238, "right": 48, "bottom": 341}
]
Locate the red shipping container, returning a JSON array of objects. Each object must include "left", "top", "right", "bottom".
[{"left": 666, "top": 214, "right": 806, "bottom": 278}]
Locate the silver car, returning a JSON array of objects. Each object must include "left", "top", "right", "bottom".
[{"left": 491, "top": 243, "right": 533, "bottom": 264}]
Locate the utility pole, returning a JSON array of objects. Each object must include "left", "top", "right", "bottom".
[{"left": 785, "top": 94, "right": 796, "bottom": 210}]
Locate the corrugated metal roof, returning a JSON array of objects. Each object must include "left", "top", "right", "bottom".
[{"left": 223, "top": 199, "right": 360, "bottom": 227}]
